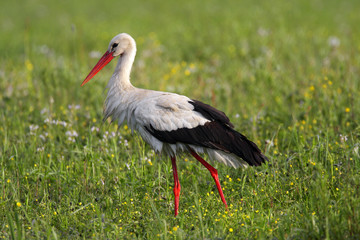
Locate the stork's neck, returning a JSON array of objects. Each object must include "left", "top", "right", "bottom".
[{"left": 107, "top": 47, "right": 136, "bottom": 92}]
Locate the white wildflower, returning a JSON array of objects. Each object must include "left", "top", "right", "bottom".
[
  {"left": 257, "top": 27, "right": 269, "bottom": 37},
  {"left": 340, "top": 134, "right": 348, "bottom": 143},
  {"left": 328, "top": 36, "right": 340, "bottom": 48},
  {"left": 37, "top": 147, "right": 45, "bottom": 152},
  {"left": 44, "top": 118, "right": 68, "bottom": 127},
  {"left": 29, "top": 124, "right": 39, "bottom": 132},
  {"left": 125, "top": 163, "right": 130, "bottom": 170},
  {"left": 265, "top": 139, "right": 274, "bottom": 147},
  {"left": 354, "top": 145, "right": 359, "bottom": 155},
  {"left": 66, "top": 130, "right": 78, "bottom": 137},
  {"left": 40, "top": 108, "right": 48, "bottom": 115},
  {"left": 68, "top": 104, "right": 81, "bottom": 110},
  {"left": 38, "top": 45, "right": 51, "bottom": 55},
  {"left": 91, "top": 126, "right": 99, "bottom": 132},
  {"left": 39, "top": 132, "right": 48, "bottom": 141},
  {"left": 89, "top": 51, "right": 102, "bottom": 59}
]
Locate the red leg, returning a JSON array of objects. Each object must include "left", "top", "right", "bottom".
[
  {"left": 190, "top": 150, "right": 228, "bottom": 210},
  {"left": 171, "top": 156, "right": 181, "bottom": 216}
]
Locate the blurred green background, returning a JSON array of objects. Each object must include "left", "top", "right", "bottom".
[{"left": 1, "top": 0, "right": 360, "bottom": 239}]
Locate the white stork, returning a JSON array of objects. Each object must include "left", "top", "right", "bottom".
[{"left": 81, "top": 33, "right": 268, "bottom": 216}]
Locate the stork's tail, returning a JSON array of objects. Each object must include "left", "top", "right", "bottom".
[{"left": 230, "top": 130, "right": 268, "bottom": 166}]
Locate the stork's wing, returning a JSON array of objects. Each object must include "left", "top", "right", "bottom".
[
  {"left": 134, "top": 93, "right": 210, "bottom": 131},
  {"left": 135, "top": 93, "right": 267, "bottom": 166}
]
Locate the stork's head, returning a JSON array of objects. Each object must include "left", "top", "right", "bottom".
[
  {"left": 81, "top": 33, "right": 136, "bottom": 86},
  {"left": 108, "top": 33, "right": 136, "bottom": 57}
]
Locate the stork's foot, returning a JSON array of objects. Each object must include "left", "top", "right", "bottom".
[
  {"left": 171, "top": 156, "right": 181, "bottom": 216},
  {"left": 190, "top": 150, "right": 228, "bottom": 210}
]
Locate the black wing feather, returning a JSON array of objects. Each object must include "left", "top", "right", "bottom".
[
  {"left": 145, "top": 99, "right": 268, "bottom": 166},
  {"left": 189, "top": 100, "right": 234, "bottom": 128}
]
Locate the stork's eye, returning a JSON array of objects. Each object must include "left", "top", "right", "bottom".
[{"left": 111, "top": 43, "right": 118, "bottom": 51}]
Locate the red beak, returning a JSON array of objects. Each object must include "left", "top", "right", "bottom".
[{"left": 81, "top": 50, "right": 114, "bottom": 86}]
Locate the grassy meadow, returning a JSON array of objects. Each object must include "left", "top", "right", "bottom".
[{"left": 1, "top": 0, "right": 360, "bottom": 239}]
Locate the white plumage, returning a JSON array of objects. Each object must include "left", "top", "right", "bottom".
[{"left": 81, "top": 33, "right": 267, "bottom": 216}]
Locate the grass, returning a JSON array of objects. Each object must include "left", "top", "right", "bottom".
[{"left": 1, "top": 0, "right": 360, "bottom": 238}]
